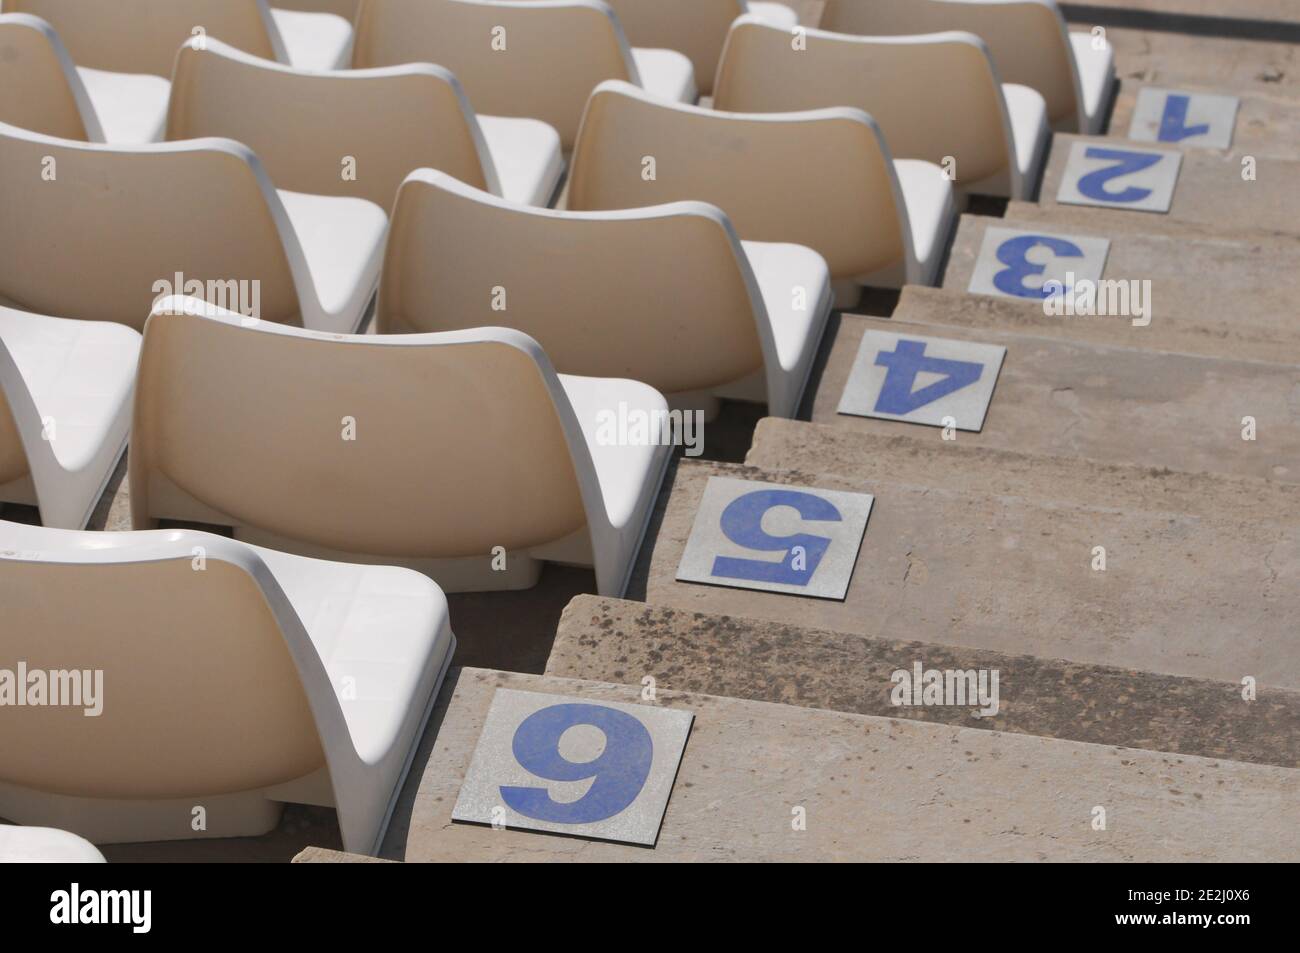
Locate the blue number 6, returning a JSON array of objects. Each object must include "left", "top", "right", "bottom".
[
  {"left": 501, "top": 703, "right": 653, "bottom": 824},
  {"left": 1076, "top": 147, "right": 1163, "bottom": 204},
  {"left": 711, "top": 489, "right": 841, "bottom": 586}
]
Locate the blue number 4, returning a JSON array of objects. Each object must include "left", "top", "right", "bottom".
[
  {"left": 874, "top": 339, "right": 983, "bottom": 415},
  {"left": 712, "top": 489, "right": 841, "bottom": 586},
  {"left": 502, "top": 703, "right": 653, "bottom": 825},
  {"left": 1077, "top": 147, "right": 1164, "bottom": 204}
]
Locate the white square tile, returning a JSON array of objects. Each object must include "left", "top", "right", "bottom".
[
  {"left": 1128, "top": 87, "right": 1240, "bottom": 150},
  {"left": 452, "top": 689, "right": 693, "bottom": 846},
  {"left": 676, "top": 476, "right": 874, "bottom": 600},
  {"left": 968, "top": 226, "right": 1111, "bottom": 301},
  {"left": 1056, "top": 141, "right": 1183, "bottom": 213},
  {"left": 837, "top": 330, "right": 1006, "bottom": 432}
]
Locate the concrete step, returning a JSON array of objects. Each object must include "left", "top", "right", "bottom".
[
  {"left": 939, "top": 215, "right": 1300, "bottom": 364},
  {"left": 626, "top": 458, "right": 1300, "bottom": 690},
  {"left": 1098, "top": 25, "right": 1300, "bottom": 92},
  {"left": 1033, "top": 133, "right": 1300, "bottom": 238},
  {"left": 547, "top": 594, "right": 1299, "bottom": 767},
  {"left": 804, "top": 305, "right": 1300, "bottom": 484},
  {"left": 745, "top": 417, "right": 1299, "bottom": 525},
  {"left": 1107, "top": 77, "right": 1300, "bottom": 158},
  {"left": 1065, "top": 0, "right": 1299, "bottom": 26},
  {"left": 379, "top": 667, "right": 1300, "bottom": 861}
]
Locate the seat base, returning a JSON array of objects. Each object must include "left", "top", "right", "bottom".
[
  {"left": 235, "top": 525, "right": 551, "bottom": 592},
  {"left": 0, "top": 778, "right": 286, "bottom": 845}
]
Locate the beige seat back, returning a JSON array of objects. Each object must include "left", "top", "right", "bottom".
[
  {"left": 0, "top": 14, "right": 97, "bottom": 141},
  {"left": 604, "top": 0, "right": 745, "bottom": 96},
  {"left": 167, "top": 40, "right": 496, "bottom": 209},
  {"left": 0, "top": 544, "right": 325, "bottom": 800},
  {"left": 821, "top": 0, "right": 1078, "bottom": 128},
  {"left": 0, "top": 123, "right": 304, "bottom": 331},
  {"left": 568, "top": 81, "right": 906, "bottom": 281},
  {"left": 378, "top": 170, "right": 764, "bottom": 393},
  {"left": 5, "top": 0, "right": 284, "bottom": 76},
  {"left": 352, "top": 0, "right": 637, "bottom": 148},
  {"left": 131, "top": 306, "right": 589, "bottom": 557},
  {"left": 714, "top": 17, "right": 1013, "bottom": 188}
]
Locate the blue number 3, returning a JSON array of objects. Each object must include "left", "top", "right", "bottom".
[
  {"left": 711, "top": 489, "right": 841, "bottom": 586},
  {"left": 993, "top": 234, "right": 1083, "bottom": 299},
  {"left": 1076, "top": 147, "right": 1164, "bottom": 204},
  {"left": 501, "top": 703, "right": 653, "bottom": 824}
]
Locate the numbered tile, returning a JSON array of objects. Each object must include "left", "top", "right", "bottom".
[
  {"left": 1056, "top": 141, "right": 1183, "bottom": 213},
  {"left": 967, "top": 227, "right": 1111, "bottom": 301},
  {"left": 452, "top": 689, "right": 693, "bottom": 846},
  {"left": 676, "top": 476, "right": 873, "bottom": 600},
  {"left": 1127, "top": 88, "right": 1240, "bottom": 151},
  {"left": 838, "top": 330, "right": 1006, "bottom": 432}
]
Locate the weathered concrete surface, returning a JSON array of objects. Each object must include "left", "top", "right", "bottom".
[
  {"left": 1100, "top": 26, "right": 1300, "bottom": 91},
  {"left": 941, "top": 215, "right": 1300, "bottom": 364},
  {"left": 1041, "top": 132, "right": 1300, "bottom": 233},
  {"left": 380, "top": 667, "right": 1300, "bottom": 862},
  {"left": 628, "top": 459, "right": 1300, "bottom": 690},
  {"left": 547, "top": 595, "right": 1300, "bottom": 768},
  {"left": 1065, "top": 0, "right": 1299, "bottom": 23},
  {"left": 1036, "top": 134, "right": 1300, "bottom": 237},
  {"left": 293, "top": 848, "right": 396, "bottom": 864},
  {"left": 746, "top": 418, "right": 1300, "bottom": 524},
  {"left": 804, "top": 310, "right": 1300, "bottom": 484},
  {"left": 1108, "top": 77, "right": 1300, "bottom": 158}
]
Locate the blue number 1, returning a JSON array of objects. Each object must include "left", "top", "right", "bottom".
[
  {"left": 501, "top": 703, "right": 653, "bottom": 824},
  {"left": 1076, "top": 147, "right": 1164, "bottom": 204},
  {"left": 712, "top": 489, "right": 841, "bottom": 586},
  {"left": 1158, "top": 94, "right": 1211, "bottom": 142}
]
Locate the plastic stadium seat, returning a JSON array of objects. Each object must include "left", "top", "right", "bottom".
[
  {"left": 0, "top": 826, "right": 107, "bottom": 863},
  {"left": 568, "top": 81, "right": 955, "bottom": 307},
  {"left": 0, "top": 308, "right": 139, "bottom": 530},
  {"left": 0, "top": 13, "right": 169, "bottom": 143},
  {"left": 714, "top": 16, "right": 1050, "bottom": 200},
  {"left": 821, "top": 0, "right": 1115, "bottom": 134},
  {"left": 0, "top": 122, "right": 386, "bottom": 333},
  {"left": 377, "top": 170, "right": 832, "bottom": 418},
  {"left": 130, "top": 298, "right": 673, "bottom": 598},
  {"left": 274, "top": 0, "right": 361, "bottom": 19},
  {"left": 0, "top": 520, "right": 456, "bottom": 855},
  {"left": 603, "top": 0, "right": 798, "bottom": 96},
  {"left": 5, "top": 0, "right": 353, "bottom": 74},
  {"left": 352, "top": 0, "right": 698, "bottom": 149},
  {"left": 167, "top": 40, "right": 563, "bottom": 209}
]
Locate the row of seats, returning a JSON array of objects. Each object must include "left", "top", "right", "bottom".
[{"left": 0, "top": 0, "right": 1137, "bottom": 860}]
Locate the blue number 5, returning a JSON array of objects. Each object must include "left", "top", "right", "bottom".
[
  {"left": 1076, "top": 147, "right": 1164, "bottom": 204},
  {"left": 501, "top": 703, "right": 652, "bottom": 824},
  {"left": 993, "top": 234, "right": 1083, "bottom": 299},
  {"left": 712, "top": 489, "right": 840, "bottom": 586}
]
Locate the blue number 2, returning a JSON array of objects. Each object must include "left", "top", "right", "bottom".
[
  {"left": 993, "top": 234, "right": 1084, "bottom": 299},
  {"left": 1076, "top": 147, "right": 1164, "bottom": 204},
  {"left": 712, "top": 489, "right": 841, "bottom": 586},
  {"left": 501, "top": 703, "right": 653, "bottom": 824}
]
